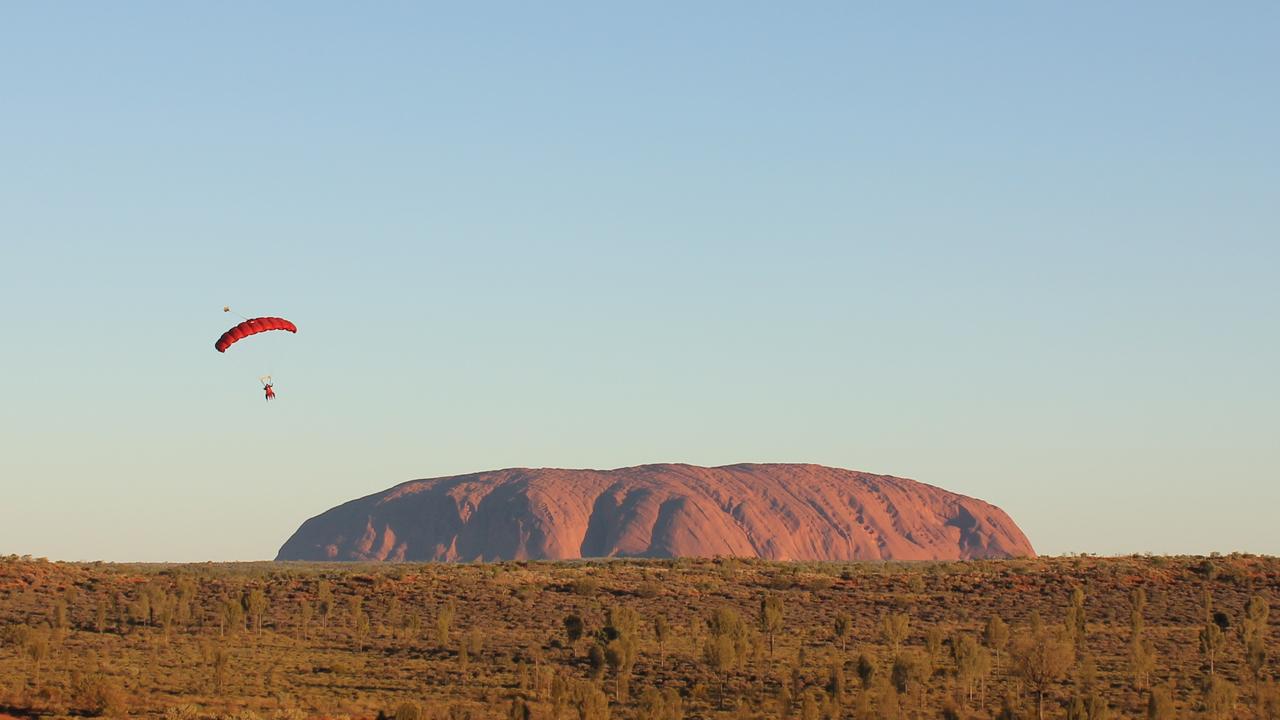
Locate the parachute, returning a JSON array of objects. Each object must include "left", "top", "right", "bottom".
[{"left": 215, "top": 316, "right": 297, "bottom": 352}]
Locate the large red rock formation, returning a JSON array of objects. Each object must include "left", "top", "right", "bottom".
[{"left": 276, "top": 463, "right": 1034, "bottom": 561}]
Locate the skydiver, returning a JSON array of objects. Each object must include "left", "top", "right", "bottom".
[{"left": 263, "top": 382, "right": 275, "bottom": 401}]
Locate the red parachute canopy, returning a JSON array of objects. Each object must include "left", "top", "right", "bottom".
[{"left": 215, "top": 317, "right": 298, "bottom": 353}]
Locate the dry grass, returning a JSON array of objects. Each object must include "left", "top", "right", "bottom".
[{"left": 0, "top": 554, "right": 1276, "bottom": 719}]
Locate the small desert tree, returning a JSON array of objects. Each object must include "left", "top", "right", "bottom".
[
  {"left": 703, "top": 606, "right": 748, "bottom": 709},
  {"left": 221, "top": 596, "right": 244, "bottom": 637},
  {"left": 132, "top": 593, "right": 151, "bottom": 629},
  {"left": 211, "top": 644, "right": 231, "bottom": 695},
  {"left": 1244, "top": 595, "right": 1271, "bottom": 704},
  {"left": 297, "top": 599, "right": 312, "bottom": 641},
  {"left": 1126, "top": 586, "right": 1156, "bottom": 689},
  {"left": 1128, "top": 636, "right": 1157, "bottom": 690},
  {"left": 890, "top": 651, "right": 930, "bottom": 715},
  {"left": 637, "top": 685, "right": 683, "bottom": 720},
  {"left": 827, "top": 652, "right": 847, "bottom": 710},
  {"left": 508, "top": 698, "right": 531, "bottom": 720},
  {"left": 24, "top": 623, "right": 50, "bottom": 687},
  {"left": 1130, "top": 588, "right": 1147, "bottom": 637},
  {"left": 1065, "top": 693, "right": 1111, "bottom": 720},
  {"left": 800, "top": 688, "right": 821, "bottom": 720},
  {"left": 551, "top": 674, "right": 572, "bottom": 718},
  {"left": 385, "top": 595, "right": 403, "bottom": 640},
  {"left": 393, "top": 702, "right": 423, "bottom": 720},
  {"left": 759, "top": 594, "right": 784, "bottom": 658},
  {"left": 317, "top": 580, "right": 333, "bottom": 629},
  {"left": 586, "top": 643, "right": 606, "bottom": 680},
  {"left": 834, "top": 612, "right": 852, "bottom": 654},
  {"left": 1203, "top": 674, "right": 1238, "bottom": 720},
  {"left": 436, "top": 598, "right": 457, "bottom": 647},
  {"left": 71, "top": 671, "right": 128, "bottom": 718},
  {"left": 855, "top": 651, "right": 876, "bottom": 689},
  {"left": 1258, "top": 682, "right": 1280, "bottom": 720},
  {"left": 353, "top": 607, "right": 370, "bottom": 651},
  {"left": 602, "top": 605, "right": 640, "bottom": 701},
  {"left": 175, "top": 576, "right": 196, "bottom": 628},
  {"left": 924, "top": 626, "right": 944, "bottom": 668},
  {"left": 1146, "top": 685, "right": 1175, "bottom": 720},
  {"left": 347, "top": 594, "right": 364, "bottom": 631},
  {"left": 244, "top": 587, "right": 268, "bottom": 634},
  {"left": 111, "top": 593, "right": 127, "bottom": 634},
  {"left": 94, "top": 595, "right": 108, "bottom": 634},
  {"left": 455, "top": 626, "right": 484, "bottom": 674},
  {"left": 574, "top": 680, "right": 610, "bottom": 720},
  {"left": 1064, "top": 586, "right": 1087, "bottom": 655},
  {"left": 954, "top": 633, "right": 992, "bottom": 706},
  {"left": 564, "top": 613, "right": 585, "bottom": 654},
  {"left": 1012, "top": 626, "right": 1074, "bottom": 720},
  {"left": 653, "top": 615, "right": 671, "bottom": 670},
  {"left": 985, "top": 614, "right": 1010, "bottom": 672},
  {"left": 50, "top": 598, "right": 68, "bottom": 634},
  {"left": 1200, "top": 620, "right": 1224, "bottom": 676},
  {"left": 881, "top": 612, "right": 910, "bottom": 656}
]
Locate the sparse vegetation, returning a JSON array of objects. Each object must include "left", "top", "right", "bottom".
[{"left": 0, "top": 554, "right": 1275, "bottom": 719}]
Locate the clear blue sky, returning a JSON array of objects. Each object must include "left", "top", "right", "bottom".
[{"left": 1, "top": 3, "right": 1276, "bottom": 561}]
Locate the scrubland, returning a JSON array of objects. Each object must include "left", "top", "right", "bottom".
[{"left": 1, "top": 554, "right": 1277, "bottom": 719}]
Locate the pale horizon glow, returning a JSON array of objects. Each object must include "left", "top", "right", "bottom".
[{"left": 1, "top": 3, "right": 1276, "bottom": 562}]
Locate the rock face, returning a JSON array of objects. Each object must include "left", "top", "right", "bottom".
[{"left": 276, "top": 463, "right": 1034, "bottom": 562}]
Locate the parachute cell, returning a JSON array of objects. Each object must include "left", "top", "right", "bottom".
[{"left": 214, "top": 317, "right": 297, "bottom": 352}]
